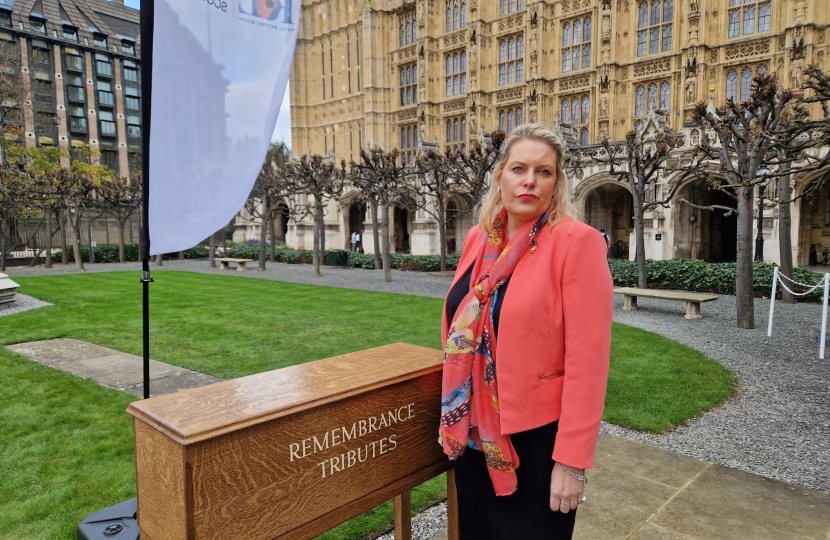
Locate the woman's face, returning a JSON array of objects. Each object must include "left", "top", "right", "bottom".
[{"left": 495, "top": 139, "right": 559, "bottom": 226}]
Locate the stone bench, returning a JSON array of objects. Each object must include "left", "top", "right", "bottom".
[
  {"left": 216, "top": 257, "right": 253, "bottom": 271},
  {"left": 614, "top": 287, "right": 718, "bottom": 319},
  {"left": 0, "top": 273, "right": 20, "bottom": 304}
]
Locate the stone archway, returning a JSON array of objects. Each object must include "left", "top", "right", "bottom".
[
  {"left": 794, "top": 175, "right": 830, "bottom": 266},
  {"left": 577, "top": 177, "right": 634, "bottom": 255},
  {"left": 446, "top": 194, "right": 474, "bottom": 254},
  {"left": 672, "top": 179, "right": 737, "bottom": 262},
  {"left": 272, "top": 201, "right": 290, "bottom": 244},
  {"left": 392, "top": 197, "right": 416, "bottom": 253}
]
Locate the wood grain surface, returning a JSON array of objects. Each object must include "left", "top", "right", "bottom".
[
  {"left": 130, "top": 343, "right": 455, "bottom": 540},
  {"left": 127, "top": 343, "right": 443, "bottom": 445},
  {"left": 394, "top": 491, "right": 412, "bottom": 540}
]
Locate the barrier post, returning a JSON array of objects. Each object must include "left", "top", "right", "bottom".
[
  {"left": 767, "top": 266, "right": 778, "bottom": 337},
  {"left": 821, "top": 274, "right": 830, "bottom": 360}
]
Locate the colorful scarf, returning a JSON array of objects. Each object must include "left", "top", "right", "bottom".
[{"left": 440, "top": 207, "right": 550, "bottom": 496}]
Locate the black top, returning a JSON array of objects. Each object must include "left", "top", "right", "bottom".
[{"left": 446, "top": 264, "right": 512, "bottom": 335}]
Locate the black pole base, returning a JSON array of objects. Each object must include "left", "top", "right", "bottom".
[{"left": 77, "top": 498, "right": 140, "bottom": 540}]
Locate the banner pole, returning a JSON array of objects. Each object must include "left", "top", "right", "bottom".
[
  {"left": 140, "top": 0, "right": 155, "bottom": 399},
  {"left": 821, "top": 274, "right": 829, "bottom": 360},
  {"left": 767, "top": 266, "right": 777, "bottom": 337}
]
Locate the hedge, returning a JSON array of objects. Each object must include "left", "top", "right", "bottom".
[
  {"left": 608, "top": 258, "right": 824, "bottom": 299},
  {"left": 56, "top": 243, "right": 210, "bottom": 262}
]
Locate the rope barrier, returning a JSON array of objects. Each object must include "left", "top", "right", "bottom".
[{"left": 768, "top": 267, "right": 830, "bottom": 359}]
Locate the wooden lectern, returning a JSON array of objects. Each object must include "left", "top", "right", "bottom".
[{"left": 127, "top": 343, "right": 458, "bottom": 540}]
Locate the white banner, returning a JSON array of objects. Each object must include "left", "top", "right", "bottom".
[{"left": 148, "top": 0, "right": 299, "bottom": 255}]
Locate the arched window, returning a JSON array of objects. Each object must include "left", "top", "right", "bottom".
[
  {"left": 635, "top": 119, "right": 645, "bottom": 135},
  {"left": 572, "top": 97, "right": 580, "bottom": 122},
  {"left": 517, "top": 107, "right": 523, "bottom": 126},
  {"left": 453, "top": 73, "right": 459, "bottom": 94},
  {"left": 500, "top": 0, "right": 507, "bottom": 16},
  {"left": 454, "top": 119, "right": 459, "bottom": 141},
  {"left": 563, "top": 18, "right": 591, "bottom": 72},
  {"left": 400, "top": 68, "right": 405, "bottom": 86},
  {"left": 447, "top": 119, "right": 452, "bottom": 141},
  {"left": 647, "top": 83, "right": 658, "bottom": 110},
  {"left": 757, "top": 64, "right": 768, "bottom": 75},
  {"left": 453, "top": 7, "right": 459, "bottom": 30},
  {"left": 499, "top": 110, "right": 506, "bottom": 130},
  {"left": 500, "top": 40, "right": 507, "bottom": 62},
  {"left": 461, "top": 118, "right": 466, "bottom": 140},
  {"left": 562, "top": 100, "right": 570, "bottom": 124},
  {"left": 400, "top": 24, "right": 405, "bottom": 47},
  {"left": 726, "top": 69, "right": 738, "bottom": 101},
  {"left": 461, "top": 3, "right": 467, "bottom": 27},
  {"left": 414, "top": 126, "right": 419, "bottom": 146},
  {"left": 517, "top": 57, "right": 524, "bottom": 82},
  {"left": 638, "top": 0, "right": 672, "bottom": 56},
  {"left": 508, "top": 109, "right": 514, "bottom": 131},
  {"left": 584, "top": 17, "right": 592, "bottom": 41},
  {"left": 580, "top": 128, "right": 589, "bottom": 146},
  {"left": 446, "top": 55, "right": 452, "bottom": 76},
  {"left": 582, "top": 96, "right": 590, "bottom": 123},
  {"left": 446, "top": 8, "right": 451, "bottom": 32},
  {"left": 741, "top": 67, "right": 753, "bottom": 101},
  {"left": 660, "top": 82, "right": 670, "bottom": 110},
  {"left": 453, "top": 53, "right": 459, "bottom": 72},
  {"left": 509, "top": 38, "right": 515, "bottom": 60},
  {"left": 401, "top": 128, "right": 406, "bottom": 148},
  {"left": 406, "top": 67, "right": 411, "bottom": 85},
  {"left": 574, "top": 20, "right": 582, "bottom": 44},
  {"left": 635, "top": 85, "right": 645, "bottom": 116},
  {"left": 412, "top": 19, "right": 417, "bottom": 41},
  {"left": 406, "top": 22, "right": 411, "bottom": 44},
  {"left": 407, "top": 127, "right": 412, "bottom": 148},
  {"left": 563, "top": 23, "right": 572, "bottom": 47},
  {"left": 461, "top": 52, "right": 466, "bottom": 70},
  {"left": 460, "top": 143, "right": 466, "bottom": 154}
]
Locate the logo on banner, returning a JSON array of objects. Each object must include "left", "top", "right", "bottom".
[{"left": 240, "top": 0, "right": 293, "bottom": 23}]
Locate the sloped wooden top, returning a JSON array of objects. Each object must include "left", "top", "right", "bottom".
[
  {"left": 614, "top": 287, "right": 719, "bottom": 302},
  {"left": 127, "top": 343, "right": 444, "bottom": 445}
]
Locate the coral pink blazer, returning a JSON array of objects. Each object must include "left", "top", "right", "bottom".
[{"left": 441, "top": 218, "right": 613, "bottom": 469}]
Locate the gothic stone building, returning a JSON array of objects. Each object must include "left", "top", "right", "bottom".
[{"left": 238, "top": 0, "right": 830, "bottom": 266}]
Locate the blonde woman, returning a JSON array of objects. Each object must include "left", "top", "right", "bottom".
[{"left": 440, "top": 123, "right": 613, "bottom": 539}]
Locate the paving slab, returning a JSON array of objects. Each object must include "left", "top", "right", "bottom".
[{"left": 5, "top": 338, "right": 223, "bottom": 396}]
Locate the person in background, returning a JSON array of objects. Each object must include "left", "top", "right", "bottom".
[
  {"left": 600, "top": 229, "right": 610, "bottom": 258},
  {"left": 440, "top": 123, "right": 613, "bottom": 540},
  {"left": 350, "top": 230, "right": 358, "bottom": 251}
]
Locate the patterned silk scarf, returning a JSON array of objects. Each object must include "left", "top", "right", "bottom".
[{"left": 440, "top": 206, "right": 550, "bottom": 496}]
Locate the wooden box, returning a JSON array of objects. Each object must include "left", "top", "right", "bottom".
[{"left": 127, "top": 343, "right": 448, "bottom": 540}]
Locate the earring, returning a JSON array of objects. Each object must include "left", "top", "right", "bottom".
[{"left": 497, "top": 187, "right": 501, "bottom": 194}]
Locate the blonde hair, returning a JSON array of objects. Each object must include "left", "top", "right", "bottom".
[{"left": 478, "top": 123, "right": 576, "bottom": 231}]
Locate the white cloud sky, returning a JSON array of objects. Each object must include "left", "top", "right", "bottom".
[{"left": 271, "top": 85, "right": 292, "bottom": 149}]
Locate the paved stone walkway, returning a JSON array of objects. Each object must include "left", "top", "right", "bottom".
[{"left": 5, "top": 338, "right": 222, "bottom": 397}]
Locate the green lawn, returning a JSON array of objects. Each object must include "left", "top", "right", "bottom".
[{"left": 0, "top": 271, "right": 736, "bottom": 540}]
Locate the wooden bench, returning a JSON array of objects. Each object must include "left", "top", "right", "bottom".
[
  {"left": 614, "top": 287, "right": 718, "bottom": 319},
  {"left": 216, "top": 257, "right": 253, "bottom": 271}
]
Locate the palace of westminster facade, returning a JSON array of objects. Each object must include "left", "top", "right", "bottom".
[{"left": 234, "top": 0, "right": 830, "bottom": 266}]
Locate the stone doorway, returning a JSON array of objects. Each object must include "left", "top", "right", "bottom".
[
  {"left": 583, "top": 183, "right": 634, "bottom": 256},
  {"left": 673, "top": 182, "right": 737, "bottom": 262}
]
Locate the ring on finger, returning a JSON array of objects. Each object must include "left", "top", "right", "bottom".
[
  {"left": 579, "top": 496, "right": 587, "bottom": 503},
  {"left": 561, "top": 502, "right": 570, "bottom": 507}
]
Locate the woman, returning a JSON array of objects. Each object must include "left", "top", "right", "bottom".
[{"left": 440, "top": 123, "right": 613, "bottom": 539}]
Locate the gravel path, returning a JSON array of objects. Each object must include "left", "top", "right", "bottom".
[
  {"left": 0, "top": 293, "right": 51, "bottom": 317},
  {"left": 5, "top": 260, "right": 828, "bottom": 496}
]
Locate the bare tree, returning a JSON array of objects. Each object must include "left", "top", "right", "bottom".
[
  {"left": 97, "top": 158, "right": 141, "bottom": 264},
  {"left": 349, "top": 146, "right": 408, "bottom": 282},
  {"left": 692, "top": 72, "right": 804, "bottom": 328},
  {"left": 246, "top": 142, "right": 291, "bottom": 271},
  {"left": 0, "top": 148, "right": 37, "bottom": 271},
  {"left": 283, "top": 152, "right": 344, "bottom": 277},
  {"left": 441, "top": 130, "right": 506, "bottom": 220},
  {"left": 587, "top": 113, "right": 706, "bottom": 288},
  {"left": 411, "top": 147, "right": 471, "bottom": 272}
]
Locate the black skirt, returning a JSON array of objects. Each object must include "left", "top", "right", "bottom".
[{"left": 453, "top": 421, "right": 577, "bottom": 540}]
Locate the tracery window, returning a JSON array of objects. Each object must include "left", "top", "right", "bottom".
[
  {"left": 446, "top": 0, "right": 466, "bottom": 32},
  {"left": 498, "top": 34, "right": 524, "bottom": 86},
  {"left": 445, "top": 51, "right": 467, "bottom": 96},
  {"left": 500, "top": 0, "right": 525, "bottom": 16},
  {"left": 561, "top": 94, "right": 590, "bottom": 145},
  {"left": 729, "top": 0, "right": 770, "bottom": 38},
  {"left": 399, "top": 63, "right": 418, "bottom": 106},
  {"left": 446, "top": 116, "right": 467, "bottom": 145},
  {"left": 562, "top": 17, "right": 591, "bottom": 72},
  {"left": 633, "top": 81, "right": 669, "bottom": 132},
  {"left": 726, "top": 64, "right": 768, "bottom": 102},
  {"left": 498, "top": 106, "right": 523, "bottom": 132},
  {"left": 637, "top": 0, "right": 672, "bottom": 56},
  {"left": 399, "top": 12, "right": 417, "bottom": 47}
]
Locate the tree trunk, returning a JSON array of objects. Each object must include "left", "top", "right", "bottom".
[
  {"left": 320, "top": 204, "right": 326, "bottom": 254},
  {"left": 371, "top": 200, "right": 381, "bottom": 270},
  {"left": 778, "top": 164, "right": 795, "bottom": 304},
  {"left": 634, "top": 198, "right": 647, "bottom": 289},
  {"left": 60, "top": 210, "right": 68, "bottom": 264},
  {"left": 437, "top": 197, "right": 447, "bottom": 272},
  {"left": 87, "top": 217, "right": 95, "bottom": 264},
  {"left": 312, "top": 202, "right": 322, "bottom": 277},
  {"left": 70, "top": 211, "right": 85, "bottom": 272},
  {"left": 0, "top": 228, "right": 6, "bottom": 272},
  {"left": 209, "top": 234, "right": 216, "bottom": 268},
  {"left": 118, "top": 218, "right": 126, "bottom": 263},
  {"left": 381, "top": 202, "right": 392, "bottom": 282},
  {"left": 269, "top": 217, "right": 276, "bottom": 263},
  {"left": 735, "top": 189, "right": 755, "bottom": 329},
  {"left": 258, "top": 203, "right": 268, "bottom": 271},
  {"left": 45, "top": 210, "right": 53, "bottom": 268},
  {"left": 179, "top": 251, "right": 185, "bottom": 260},
  {"left": 156, "top": 252, "right": 163, "bottom": 265}
]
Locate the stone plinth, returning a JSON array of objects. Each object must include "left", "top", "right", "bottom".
[{"left": 0, "top": 273, "right": 19, "bottom": 304}]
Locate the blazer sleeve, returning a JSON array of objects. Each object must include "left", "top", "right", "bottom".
[{"left": 551, "top": 227, "right": 613, "bottom": 469}]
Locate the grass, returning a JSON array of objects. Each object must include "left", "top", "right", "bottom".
[{"left": 0, "top": 271, "right": 736, "bottom": 540}]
